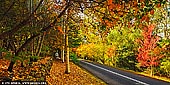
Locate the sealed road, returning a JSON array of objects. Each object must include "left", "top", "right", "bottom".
[{"left": 78, "top": 60, "right": 170, "bottom": 85}]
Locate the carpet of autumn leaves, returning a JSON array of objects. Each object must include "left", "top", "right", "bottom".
[
  {"left": 0, "top": 57, "right": 106, "bottom": 85},
  {"left": 46, "top": 60, "right": 106, "bottom": 85},
  {"left": 0, "top": 59, "right": 10, "bottom": 77},
  {"left": 0, "top": 57, "right": 52, "bottom": 81}
]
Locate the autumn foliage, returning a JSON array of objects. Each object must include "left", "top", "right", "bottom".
[
  {"left": 0, "top": 0, "right": 169, "bottom": 81},
  {"left": 137, "top": 24, "right": 163, "bottom": 67}
]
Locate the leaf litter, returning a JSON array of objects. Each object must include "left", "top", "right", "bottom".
[
  {"left": 46, "top": 60, "right": 106, "bottom": 85},
  {"left": 0, "top": 57, "right": 106, "bottom": 85}
]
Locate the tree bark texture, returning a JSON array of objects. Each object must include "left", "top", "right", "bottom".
[
  {"left": 65, "top": 23, "right": 70, "bottom": 74},
  {"left": 61, "top": 46, "right": 65, "bottom": 63},
  {"left": 36, "top": 33, "right": 45, "bottom": 56}
]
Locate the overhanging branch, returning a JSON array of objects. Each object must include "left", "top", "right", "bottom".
[
  {"left": 16, "top": 3, "right": 71, "bottom": 54},
  {"left": 0, "top": 0, "right": 15, "bottom": 21},
  {"left": 0, "top": 0, "right": 44, "bottom": 39}
]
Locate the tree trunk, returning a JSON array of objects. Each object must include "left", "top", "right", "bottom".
[
  {"left": 30, "top": 36, "right": 34, "bottom": 65},
  {"left": 61, "top": 16, "right": 65, "bottom": 63},
  {"left": 65, "top": 23, "right": 70, "bottom": 74},
  {"left": 61, "top": 46, "right": 65, "bottom": 63},
  {"left": 0, "top": 40, "right": 2, "bottom": 48},
  {"left": 36, "top": 33, "right": 45, "bottom": 56},
  {"left": 165, "top": 2, "right": 169, "bottom": 39},
  {"left": 35, "top": 35, "right": 42, "bottom": 55},
  {"left": 7, "top": 34, "right": 40, "bottom": 72},
  {"left": 7, "top": 61, "right": 15, "bottom": 72},
  {"left": 7, "top": 47, "right": 19, "bottom": 72},
  {"left": 6, "top": 3, "right": 70, "bottom": 72},
  {"left": 150, "top": 65, "right": 153, "bottom": 76},
  {"left": 31, "top": 38, "right": 34, "bottom": 56}
]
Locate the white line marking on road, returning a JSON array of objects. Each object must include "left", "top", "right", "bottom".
[{"left": 82, "top": 61, "right": 150, "bottom": 85}]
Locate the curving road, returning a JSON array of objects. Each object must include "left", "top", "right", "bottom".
[{"left": 78, "top": 60, "right": 170, "bottom": 85}]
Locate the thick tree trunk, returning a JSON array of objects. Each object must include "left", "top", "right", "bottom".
[
  {"left": 7, "top": 36, "right": 18, "bottom": 71},
  {"left": 7, "top": 48, "right": 19, "bottom": 72},
  {"left": 7, "top": 61, "right": 15, "bottom": 72},
  {"left": 7, "top": 34, "right": 39, "bottom": 72}
]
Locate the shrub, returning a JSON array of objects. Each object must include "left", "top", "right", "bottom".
[
  {"left": 160, "top": 58, "right": 170, "bottom": 77},
  {"left": 70, "top": 53, "right": 79, "bottom": 64}
]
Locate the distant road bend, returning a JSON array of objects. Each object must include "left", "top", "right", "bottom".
[{"left": 78, "top": 60, "right": 170, "bottom": 85}]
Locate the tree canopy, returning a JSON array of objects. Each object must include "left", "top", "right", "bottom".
[{"left": 0, "top": 0, "right": 170, "bottom": 79}]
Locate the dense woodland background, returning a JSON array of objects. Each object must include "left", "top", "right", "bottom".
[{"left": 0, "top": 0, "right": 170, "bottom": 81}]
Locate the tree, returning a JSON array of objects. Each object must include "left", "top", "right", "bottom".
[
  {"left": 107, "top": 26, "right": 141, "bottom": 69},
  {"left": 137, "top": 24, "right": 164, "bottom": 76},
  {"left": 0, "top": 0, "right": 167, "bottom": 73},
  {"left": 0, "top": 0, "right": 69, "bottom": 72}
]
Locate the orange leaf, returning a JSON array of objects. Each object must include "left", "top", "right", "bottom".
[
  {"left": 108, "top": 0, "right": 113, "bottom": 10},
  {"left": 113, "top": 21, "right": 117, "bottom": 25},
  {"left": 117, "top": 4, "right": 121, "bottom": 10},
  {"left": 140, "top": 16, "right": 146, "bottom": 22},
  {"left": 108, "top": 0, "right": 112, "bottom": 5},
  {"left": 134, "top": 8, "right": 138, "bottom": 15},
  {"left": 150, "top": 10, "right": 154, "bottom": 15},
  {"left": 105, "top": 20, "right": 109, "bottom": 23},
  {"left": 157, "top": 3, "right": 161, "bottom": 8},
  {"left": 109, "top": 4, "right": 113, "bottom": 10},
  {"left": 47, "top": 7, "right": 51, "bottom": 11},
  {"left": 145, "top": 16, "right": 150, "bottom": 22},
  {"left": 100, "top": 18, "right": 102, "bottom": 22},
  {"left": 139, "top": 24, "right": 143, "bottom": 28},
  {"left": 141, "top": 3, "right": 144, "bottom": 8},
  {"left": 57, "top": 26, "right": 64, "bottom": 34},
  {"left": 118, "top": 11, "right": 123, "bottom": 16},
  {"left": 133, "top": 1, "right": 138, "bottom": 6}
]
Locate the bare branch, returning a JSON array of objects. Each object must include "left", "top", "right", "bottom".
[
  {"left": 41, "top": 2, "right": 70, "bottom": 32},
  {"left": 0, "top": 0, "right": 15, "bottom": 21}
]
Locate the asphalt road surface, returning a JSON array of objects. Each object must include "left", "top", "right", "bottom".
[{"left": 78, "top": 60, "right": 170, "bottom": 85}]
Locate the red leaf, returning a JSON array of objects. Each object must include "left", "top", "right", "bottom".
[{"left": 137, "top": 24, "right": 163, "bottom": 67}]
